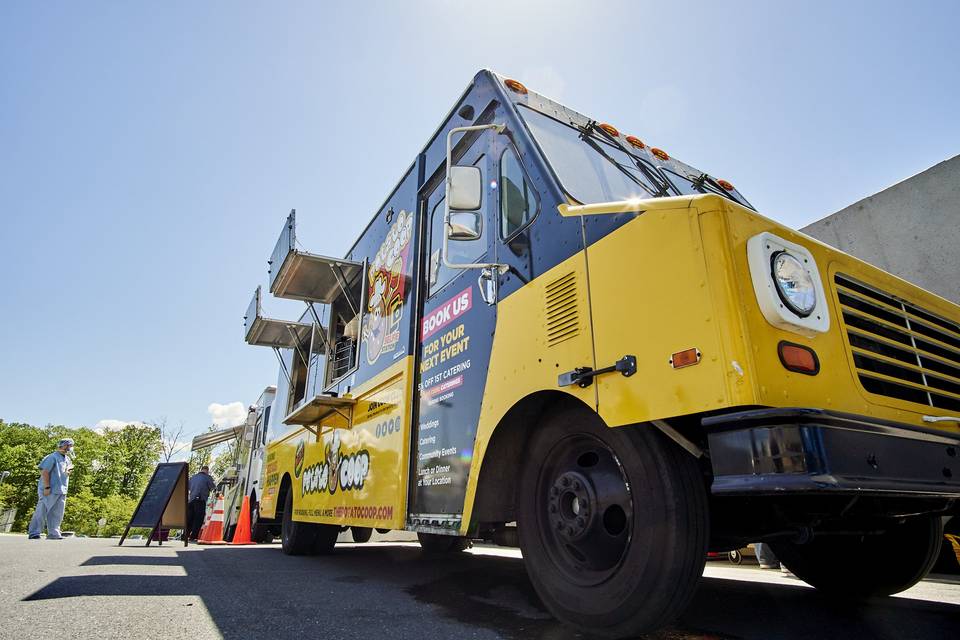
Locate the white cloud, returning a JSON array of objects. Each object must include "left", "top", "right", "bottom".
[
  {"left": 207, "top": 401, "right": 247, "bottom": 429},
  {"left": 520, "top": 65, "right": 566, "bottom": 101},
  {"left": 94, "top": 419, "right": 149, "bottom": 434}
]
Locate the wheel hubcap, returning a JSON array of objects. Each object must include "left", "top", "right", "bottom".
[
  {"left": 549, "top": 472, "right": 595, "bottom": 541},
  {"left": 537, "top": 434, "right": 633, "bottom": 585}
]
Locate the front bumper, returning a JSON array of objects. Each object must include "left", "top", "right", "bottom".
[{"left": 704, "top": 408, "right": 960, "bottom": 497}]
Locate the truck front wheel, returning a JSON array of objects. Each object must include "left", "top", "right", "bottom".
[
  {"left": 771, "top": 516, "right": 943, "bottom": 597},
  {"left": 518, "top": 411, "right": 708, "bottom": 638},
  {"left": 280, "top": 491, "right": 316, "bottom": 555}
]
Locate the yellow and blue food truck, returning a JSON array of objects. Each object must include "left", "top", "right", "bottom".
[{"left": 242, "top": 70, "right": 960, "bottom": 637}]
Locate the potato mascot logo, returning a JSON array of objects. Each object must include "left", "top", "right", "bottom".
[
  {"left": 301, "top": 430, "right": 371, "bottom": 497},
  {"left": 293, "top": 440, "right": 305, "bottom": 478},
  {"left": 364, "top": 210, "right": 413, "bottom": 365}
]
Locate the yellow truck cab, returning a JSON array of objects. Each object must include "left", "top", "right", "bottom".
[{"left": 242, "top": 70, "right": 960, "bottom": 638}]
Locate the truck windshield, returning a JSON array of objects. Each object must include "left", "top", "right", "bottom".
[{"left": 518, "top": 105, "right": 749, "bottom": 207}]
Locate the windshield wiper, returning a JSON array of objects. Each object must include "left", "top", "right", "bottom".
[
  {"left": 690, "top": 173, "right": 755, "bottom": 210},
  {"left": 581, "top": 121, "right": 672, "bottom": 197},
  {"left": 576, "top": 126, "right": 657, "bottom": 198}
]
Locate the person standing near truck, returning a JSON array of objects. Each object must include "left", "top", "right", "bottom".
[
  {"left": 185, "top": 465, "right": 216, "bottom": 541},
  {"left": 28, "top": 438, "right": 74, "bottom": 540}
]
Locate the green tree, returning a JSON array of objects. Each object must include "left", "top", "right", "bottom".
[{"left": 0, "top": 420, "right": 162, "bottom": 533}]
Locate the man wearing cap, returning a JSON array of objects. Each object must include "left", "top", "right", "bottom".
[
  {"left": 28, "top": 438, "right": 75, "bottom": 540},
  {"left": 185, "top": 465, "right": 216, "bottom": 541}
]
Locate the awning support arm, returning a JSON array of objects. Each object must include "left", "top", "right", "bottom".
[
  {"left": 273, "top": 347, "right": 292, "bottom": 387},
  {"left": 286, "top": 326, "right": 309, "bottom": 369}
]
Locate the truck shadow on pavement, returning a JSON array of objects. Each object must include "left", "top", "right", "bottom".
[{"left": 23, "top": 544, "right": 960, "bottom": 640}]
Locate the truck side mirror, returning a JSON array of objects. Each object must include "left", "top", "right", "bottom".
[
  {"left": 448, "top": 211, "right": 482, "bottom": 241},
  {"left": 448, "top": 165, "right": 482, "bottom": 211}
]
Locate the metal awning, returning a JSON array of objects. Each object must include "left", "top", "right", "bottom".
[
  {"left": 267, "top": 210, "right": 362, "bottom": 303},
  {"left": 244, "top": 286, "right": 319, "bottom": 349},
  {"left": 283, "top": 394, "right": 356, "bottom": 427},
  {"left": 191, "top": 425, "right": 243, "bottom": 451}
]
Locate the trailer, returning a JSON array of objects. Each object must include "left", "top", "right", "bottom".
[{"left": 242, "top": 70, "right": 960, "bottom": 637}]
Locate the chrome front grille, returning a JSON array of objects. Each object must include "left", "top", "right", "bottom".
[{"left": 835, "top": 273, "right": 960, "bottom": 412}]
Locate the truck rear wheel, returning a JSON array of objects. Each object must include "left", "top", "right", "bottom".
[
  {"left": 417, "top": 532, "right": 471, "bottom": 553},
  {"left": 771, "top": 516, "right": 943, "bottom": 597},
  {"left": 280, "top": 490, "right": 317, "bottom": 555},
  {"left": 351, "top": 526, "right": 373, "bottom": 543},
  {"left": 518, "top": 410, "right": 708, "bottom": 638}
]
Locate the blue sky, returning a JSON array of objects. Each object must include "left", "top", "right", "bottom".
[{"left": 2, "top": 1, "right": 958, "bottom": 439}]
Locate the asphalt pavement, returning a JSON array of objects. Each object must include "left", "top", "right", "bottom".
[{"left": 0, "top": 534, "right": 956, "bottom": 640}]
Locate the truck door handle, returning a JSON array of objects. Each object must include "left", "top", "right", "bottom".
[{"left": 478, "top": 268, "right": 498, "bottom": 305}]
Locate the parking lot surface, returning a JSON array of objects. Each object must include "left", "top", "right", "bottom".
[{"left": 0, "top": 535, "right": 956, "bottom": 640}]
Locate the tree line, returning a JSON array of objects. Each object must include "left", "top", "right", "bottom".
[{"left": 0, "top": 420, "right": 232, "bottom": 537}]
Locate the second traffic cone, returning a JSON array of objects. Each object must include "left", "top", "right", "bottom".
[
  {"left": 198, "top": 493, "right": 227, "bottom": 545},
  {"left": 231, "top": 495, "right": 254, "bottom": 545}
]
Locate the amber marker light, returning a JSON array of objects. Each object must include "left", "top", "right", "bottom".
[
  {"left": 669, "top": 348, "right": 701, "bottom": 369},
  {"left": 599, "top": 123, "right": 620, "bottom": 137},
  {"left": 504, "top": 79, "right": 528, "bottom": 94},
  {"left": 625, "top": 135, "right": 645, "bottom": 149},
  {"left": 652, "top": 148, "right": 670, "bottom": 161},
  {"left": 778, "top": 341, "right": 820, "bottom": 375},
  {"left": 717, "top": 179, "right": 735, "bottom": 191}
]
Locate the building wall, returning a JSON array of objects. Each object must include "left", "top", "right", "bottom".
[{"left": 801, "top": 155, "right": 960, "bottom": 304}]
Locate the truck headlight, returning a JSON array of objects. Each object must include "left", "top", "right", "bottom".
[
  {"left": 772, "top": 251, "right": 816, "bottom": 317},
  {"left": 747, "top": 232, "right": 829, "bottom": 336}
]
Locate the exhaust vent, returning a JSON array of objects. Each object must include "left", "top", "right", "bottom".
[{"left": 545, "top": 272, "right": 580, "bottom": 347}]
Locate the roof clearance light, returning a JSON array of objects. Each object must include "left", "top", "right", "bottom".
[
  {"left": 717, "top": 179, "right": 735, "bottom": 191},
  {"left": 599, "top": 123, "right": 620, "bottom": 137},
  {"left": 778, "top": 341, "right": 820, "bottom": 375},
  {"left": 625, "top": 135, "right": 645, "bottom": 149},
  {"left": 652, "top": 148, "right": 670, "bottom": 161},
  {"left": 504, "top": 79, "right": 528, "bottom": 95}
]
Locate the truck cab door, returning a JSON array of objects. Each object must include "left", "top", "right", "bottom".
[{"left": 409, "top": 134, "right": 497, "bottom": 531}]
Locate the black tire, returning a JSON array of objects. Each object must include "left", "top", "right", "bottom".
[
  {"left": 728, "top": 549, "right": 743, "bottom": 565},
  {"left": 280, "top": 490, "right": 317, "bottom": 555},
  {"left": 351, "top": 526, "right": 373, "bottom": 543},
  {"left": 771, "top": 516, "right": 943, "bottom": 597},
  {"left": 518, "top": 409, "right": 708, "bottom": 638},
  {"left": 251, "top": 504, "right": 274, "bottom": 544},
  {"left": 312, "top": 523, "right": 340, "bottom": 555},
  {"left": 376, "top": 528, "right": 390, "bottom": 534},
  {"left": 417, "top": 532, "right": 471, "bottom": 553}
]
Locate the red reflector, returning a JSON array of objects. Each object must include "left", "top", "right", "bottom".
[
  {"left": 670, "top": 348, "right": 701, "bottom": 369},
  {"left": 778, "top": 342, "right": 819, "bottom": 375}
]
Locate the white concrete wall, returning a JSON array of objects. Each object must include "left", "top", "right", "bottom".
[{"left": 802, "top": 155, "right": 960, "bottom": 304}]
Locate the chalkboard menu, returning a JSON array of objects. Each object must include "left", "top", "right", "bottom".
[{"left": 120, "top": 462, "right": 188, "bottom": 546}]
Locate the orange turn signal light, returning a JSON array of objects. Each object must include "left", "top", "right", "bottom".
[
  {"left": 651, "top": 147, "right": 670, "bottom": 161},
  {"left": 670, "top": 348, "right": 701, "bottom": 369},
  {"left": 599, "top": 123, "right": 620, "bottom": 137},
  {"left": 717, "top": 179, "right": 735, "bottom": 191},
  {"left": 504, "top": 79, "right": 528, "bottom": 95},
  {"left": 625, "top": 135, "right": 645, "bottom": 149},
  {"left": 778, "top": 341, "right": 819, "bottom": 375}
]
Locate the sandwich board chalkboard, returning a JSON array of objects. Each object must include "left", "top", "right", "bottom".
[{"left": 119, "top": 462, "right": 189, "bottom": 547}]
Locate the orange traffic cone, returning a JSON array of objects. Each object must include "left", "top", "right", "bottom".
[
  {"left": 231, "top": 495, "right": 255, "bottom": 545},
  {"left": 198, "top": 494, "right": 227, "bottom": 545}
]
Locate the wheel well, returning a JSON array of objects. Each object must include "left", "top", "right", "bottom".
[
  {"left": 472, "top": 391, "right": 592, "bottom": 528},
  {"left": 277, "top": 474, "right": 292, "bottom": 519}
]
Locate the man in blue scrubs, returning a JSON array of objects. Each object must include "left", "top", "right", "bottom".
[{"left": 28, "top": 438, "right": 74, "bottom": 540}]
